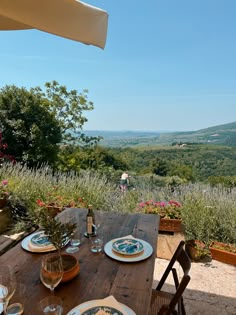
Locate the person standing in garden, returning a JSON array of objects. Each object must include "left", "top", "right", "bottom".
[{"left": 119, "top": 171, "right": 129, "bottom": 192}]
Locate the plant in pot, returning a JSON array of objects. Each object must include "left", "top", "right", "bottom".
[
  {"left": 206, "top": 200, "right": 236, "bottom": 266},
  {"left": 209, "top": 241, "right": 236, "bottom": 266},
  {"left": 35, "top": 208, "right": 80, "bottom": 282},
  {"left": 36, "top": 186, "right": 86, "bottom": 217},
  {"left": 137, "top": 200, "right": 183, "bottom": 232},
  {"left": 181, "top": 203, "right": 215, "bottom": 262}
]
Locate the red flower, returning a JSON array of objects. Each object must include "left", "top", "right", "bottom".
[{"left": 36, "top": 199, "right": 46, "bottom": 207}]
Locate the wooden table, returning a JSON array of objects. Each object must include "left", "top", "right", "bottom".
[{"left": 0, "top": 208, "right": 159, "bottom": 315}]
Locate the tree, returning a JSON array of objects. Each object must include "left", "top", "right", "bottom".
[
  {"left": 33, "top": 80, "right": 101, "bottom": 145},
  {"left": 0, "top": 85, "right": 61, "bottom": 166},
  {"left": 168, "top": 163, "right": 194, "bottom": 181},
  {"left": 57, "top": 145, "right": 127, "bottom": 173},
  {"left": 151, "top": 158, "right": 169, "bottom": 176}
]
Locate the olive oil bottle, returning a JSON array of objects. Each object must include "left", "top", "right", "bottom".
[{"left": 85, "top": 205, "right": 96, "bottom": 237}]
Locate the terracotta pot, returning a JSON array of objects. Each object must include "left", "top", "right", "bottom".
[
  {"left": 185, "top": 240, "right": 208, "bottom": 262},
  {"left": 61, "top": 254, "right": 80, "bottom": 282},
  {"left": 159, "top": 218, "right": 182, "bottom": 233},
  {"left": 46, "top": 205, "right": 63, "bottom": 218},
  {"left": 209, "top": 241, "right": 236, "bottom": 266},
  {"left": 0, "top": 197, "right": 7, "bottom": 208}
]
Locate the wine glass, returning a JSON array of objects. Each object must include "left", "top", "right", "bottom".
[
  {"left": 40, "top": 253, "right": 63, "bottom": 294},
  {"left": 65, "top": 210, "right": 81, "bottom": 254},
  {"left": 38, "top": 295, "right": 63, "bottom": 315},
  {"left": 94, "top": 211, "right": 102, "bottom": 236},
  {"left": 0, "top": 266, "right": 16, "bottom": 315}
]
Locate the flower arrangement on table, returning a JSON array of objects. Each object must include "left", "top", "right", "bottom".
[
  {"left": 0, "top": 179, "right": 10, "bottom": 200},
  {"left": 137, "top": 200, "right": 182, "bottom": 219}
]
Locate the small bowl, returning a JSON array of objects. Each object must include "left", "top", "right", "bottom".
[{"left": 61, "top": 254, "right": 80, "bottom": 282}]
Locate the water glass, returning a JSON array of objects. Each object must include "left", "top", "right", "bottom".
[
  {"left": 38, "top": 295, "right": 63, "bottom": 315},
  {"left": 6, "top": 283, "right": 25, "bottom": 315},
  {"left": 65, "top": 210, "right": 81, "bottom": 254},
  {"left": 90, "top": 237, "right": 103, "bottom": 253},
  {"left": 0, "top": 266, "right": 16, "bottom": 315}
]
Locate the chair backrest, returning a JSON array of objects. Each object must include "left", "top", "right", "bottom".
[{"left": 156, "top": 240, "right": 191, "bottom": 314}]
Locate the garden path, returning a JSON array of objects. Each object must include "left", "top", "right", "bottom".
[{"left": 153, "top": 258, "right": 236, "bottom": 315}]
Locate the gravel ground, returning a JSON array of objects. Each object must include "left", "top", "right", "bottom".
[{"left": 153, "top": 258, "right": 236, "bottom": 315}]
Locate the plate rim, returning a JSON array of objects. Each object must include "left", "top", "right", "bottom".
[
  {"left": 104, "top": 238, "right": 153, "bottom": 262},
  {"left": 112, "top": 238, "right": 144, "bottom": 256},
  {"left": 67, "top": 299, "right": 135, "bottom": 315},
  {"left": 21, "top": 231, "right": 69, "bottom": 253}
]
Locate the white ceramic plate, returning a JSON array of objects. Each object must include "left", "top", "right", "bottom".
[
  {"left": 67, "top": 299, "right": 135, "bottom": 315},
  {"left": 21, "top": 231, "right": 69, "bottom": 253},
  {"left": 104, "top": 238, "right": 153, "bottom": 263},
  {"left": 112, "top": 238, "right": 144, "bottom": 256}
]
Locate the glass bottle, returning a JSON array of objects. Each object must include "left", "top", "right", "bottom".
[{"left": 86, "top": 205, "right": 96, "bottom": 237}]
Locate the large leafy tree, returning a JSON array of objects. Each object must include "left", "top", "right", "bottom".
[
  {"left": 0, "top": 81, "right": 99, "bottom": 166},
  {"left": 0, "top": 85, "right": 61, "bottom": 166},
  {"left": 33, "top": 80, "right": 100, "bottom": 145}
]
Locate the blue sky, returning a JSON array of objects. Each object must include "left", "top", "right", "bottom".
[{"left": 0, "top": 0, "right": 236, "bottom": 131}]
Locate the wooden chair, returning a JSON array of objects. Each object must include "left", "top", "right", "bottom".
[{"left": 148, "top": 241, "right": 191, "bottom": 315}]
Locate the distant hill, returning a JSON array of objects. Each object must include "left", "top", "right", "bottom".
[{"left": 84, "top": 121, "right": 236, "bottom": 147}]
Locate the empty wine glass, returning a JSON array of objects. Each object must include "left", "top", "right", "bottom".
[
  {"left": 38, "top": 295, "right": 63, "bottom": 315},
  {"left": 65, "top": 210, "right": 81, "bottom": 254},
  {"left": 94, "top": 211, "right": 102, "bottom": 236},
  {"left": 40, "top": 253, "right": 63, "bottom": 294},
  {"left": 0, "top": 266, "right": 16, "bottom": 315}
]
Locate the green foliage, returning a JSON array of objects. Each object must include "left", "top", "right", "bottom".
[
  {"left": 180, "top": 185, "right": 236, "bottom": 244},
  {"left": 207, "top": 175, "right": 236, "bottom": 188},
  {"left": 36, "top": 209, "right": 75, "bottom": 251},
  {"left": 34, "top": 80, "right": 100, "bottom": 146},
  {"left": 57, "top": 145, "right": 127, "bottom": 174},
  {"left": 151, "top": 158, "right": 169, "bottom": 176},
  {"left": 104, "top": 144, "right": 236, "bottom": 181},
  {"left": 0, "top": 81, "right": 100, "bottom": 166},
  {"left": 0, "top": 85, "right": 61, "bottom": 166},
  {"left": 0, "top": 163, "right": 235, "bottom": 247}
]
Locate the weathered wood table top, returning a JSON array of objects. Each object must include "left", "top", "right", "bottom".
[{"left": 0, "top": 208, "right": 159, "bottom": 315}]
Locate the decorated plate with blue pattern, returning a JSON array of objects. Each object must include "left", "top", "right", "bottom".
[
  {"left": 30, "top": 231, "right": 52, "bottom": 247},
  {"left": 112, "top": 238, "right": 144, "bottom": 256}
]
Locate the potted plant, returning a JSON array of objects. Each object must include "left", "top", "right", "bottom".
[
  {"left": 185, "top": 239, "right": 210, "bottom": 262},
  {"left": 35, "top": 208, "right": 80, "bottom": 282},
  {"left": 137, "top": 200, "right": 182, "bottom": 232},
  {"left": 36, "top": 186, "right": 87, "bottom": 217},
  {"left": 0, "top": 179, "right": 10, "bottom": 208},
  {"left": 209, "top": 241, "right": 236, "bottom": 266}
]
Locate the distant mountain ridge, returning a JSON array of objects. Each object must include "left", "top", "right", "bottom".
[{"left": 84, "top": 121, "right": 236, "bottom": 147}]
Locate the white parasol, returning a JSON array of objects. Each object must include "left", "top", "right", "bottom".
[{"left": 0, "top": 0, "right": 108, "bottom": 49}]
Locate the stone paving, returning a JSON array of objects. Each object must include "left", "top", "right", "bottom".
[{"left": 153, "top": 258, "right": 236, "bottom": 315}]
